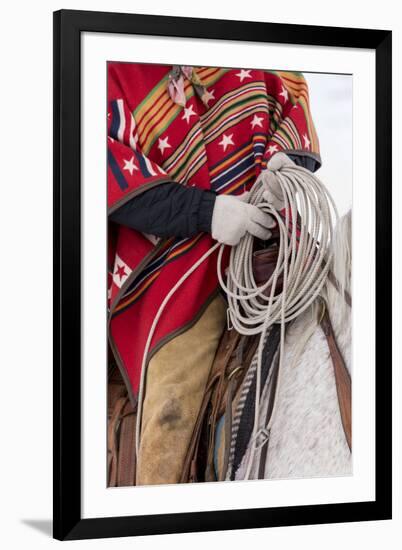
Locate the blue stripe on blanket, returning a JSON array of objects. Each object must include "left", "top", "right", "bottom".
[
  {"left": 108, "top": 150, "right": 129, "bottom": 191},
  {"left": 110, "top": 100, "right": 120, "bottom": 140}
]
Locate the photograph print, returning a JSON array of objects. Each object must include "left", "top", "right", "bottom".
[{"left": 106, "top": 61, "right": 352, "bottom": 487}]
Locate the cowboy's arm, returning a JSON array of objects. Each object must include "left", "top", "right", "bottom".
[
  {"left": 110, "top": 180, "right": 276, "bottom": 247},
  {"left": 109, "top": 182, "right": 216, "bottom": 238},
  {"left": 109, "top": 150, "right": 315, "bottom": 244}
]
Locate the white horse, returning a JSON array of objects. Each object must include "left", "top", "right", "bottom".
[{"left": 231, "top": 210, "right": 352, "bottom": 481}]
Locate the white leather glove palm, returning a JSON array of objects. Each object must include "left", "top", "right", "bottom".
[{"left": 211, "top": 193, "right": 275, "bottom": 246}]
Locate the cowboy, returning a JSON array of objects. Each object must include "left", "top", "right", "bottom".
[{"left": 107, "top": 63, "right": 320, "bottom": 484}]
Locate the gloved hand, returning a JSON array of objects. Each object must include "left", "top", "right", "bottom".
[
  {"left": 211, "top": 193, "right": 275, "bottom": 246},
  {"left": 262, "top": 152, "right": 296, "bottom": 211}
]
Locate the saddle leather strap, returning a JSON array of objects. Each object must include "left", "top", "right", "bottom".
[
  {"left": 181, "top": 368, "right": 228, "bottom": 483},
  {"left": 107, "top": 366, "right": 137, "bottom": 487},
  {"left": 210, "top": 334, "right": 259, "bottom": 481},
  {"left": 320, "top": 304, "right": 352, "bottom": 451},
  {"left": 184, "top": 378, "right": 217, "bottom": 483},
  {"left": 117, "top": 402, "right": 137, "bottom": 486},
  {"left": 204, "top": 332, "right": 243, "bottom": 482},
  {"left": 108, "top": 396, "right": 128, "bottom": 487}
]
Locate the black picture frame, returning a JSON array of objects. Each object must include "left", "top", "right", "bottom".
[{"left": 53, "top": 9, "right": 392, "bottom": 541}]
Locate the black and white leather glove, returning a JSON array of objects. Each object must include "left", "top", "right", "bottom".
[{"left": 211, "top": 192, "right": 275, "bottom": 246}]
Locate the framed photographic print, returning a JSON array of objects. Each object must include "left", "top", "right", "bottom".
[{"left": 53, "top": 9, "right": 392, "bottom": 541}]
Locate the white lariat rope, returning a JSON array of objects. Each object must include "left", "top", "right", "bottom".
[{"left": 135, "top": 158, "right": 338, "bottom": 480}]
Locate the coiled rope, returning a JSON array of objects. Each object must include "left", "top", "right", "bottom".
[
  {"left": 219, "top": 163, "right": 338, "bottom": 478},
  {"left": 135, "top": 161, "right": 338, "bottom": 478}
]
